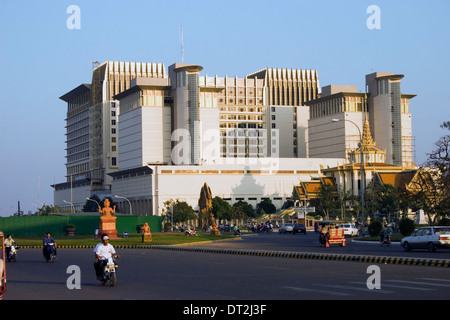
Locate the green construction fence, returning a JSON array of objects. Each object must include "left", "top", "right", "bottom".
[{"left": 0, "top": 214, "right": 161, "bottom": 237}]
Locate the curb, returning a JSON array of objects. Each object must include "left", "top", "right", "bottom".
[
  {"left": 17, "top": 241, "right": 450, "bottom": 268},
  {"left": 146, "top": 246, "right": 450, "bottom": 268}
]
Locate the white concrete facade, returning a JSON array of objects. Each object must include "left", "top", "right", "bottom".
[
  {"left": 53, "top": 181, "right": 91, "bottom": 212},
  {"left": 55, "top": 61, "right": 415, "bottom": 215},
  {"left": 110, "top": 158, "right": 345, "bottom": 216},
  {"left": 119, "top": 106, "right": 172, "bottom": 170}
]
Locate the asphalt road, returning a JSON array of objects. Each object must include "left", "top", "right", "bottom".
[
  {"left": 205, "top": 231, "right": 450, "bottom": 259},
  {"left": 3, "top": 232, "right": 450, "bottom": 302}
]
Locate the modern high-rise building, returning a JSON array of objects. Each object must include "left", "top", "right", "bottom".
[
  {"left": 365, "top": 72, "right": 415, "bottom": 167},
  {"left": 306, "top": 74, "right": 415, "bottom": 168},
  {"left": 55, "top": 61, "right": 166, "bottom": 208},
  {"left": 53, "top": 60, "right": 415, "bottom": 216},
  {"left": 54, "top": 61, "right": 321, "bottom": 212}
]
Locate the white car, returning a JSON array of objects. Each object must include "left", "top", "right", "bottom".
[
  {"left": 279, "top": 223, "right": 294, "bottom": 234},
  {"left": 401, "top": 226, "right": 450, "bottom": 252},
  {"left": 337, "top": 223, "right": 359, "bottom": 237}
]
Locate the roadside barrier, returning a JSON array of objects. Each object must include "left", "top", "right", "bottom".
[{"left": 19, "top": 243, "right": 450, "bottom": 268}]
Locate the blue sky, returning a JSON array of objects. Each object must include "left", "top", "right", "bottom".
[{"left": 0, "top": 0, "right": 449, "bottom": 217}]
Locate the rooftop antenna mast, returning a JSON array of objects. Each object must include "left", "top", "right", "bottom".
[
  {"left": 92, "top": 61, "right": 100, "bottom": 70},
  {"left": 180, "top": 25, "right": 184, "bottom": 63}
]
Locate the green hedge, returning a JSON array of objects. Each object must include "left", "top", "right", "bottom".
[{"left": 0, "top": 215, "right": 161, "bottom": 237}]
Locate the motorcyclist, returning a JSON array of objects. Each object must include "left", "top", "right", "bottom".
[
  {"left": 385, "top": 224, "right": 393, "bottom": 243},
  {"left": 4, "top": 234, "right": 15, "bottom": 261},
  {"left": 94, "top": 234, "right": 120, "bottom": 281},
  {"left": 319, "top": 226, "right": 329, "bottom": 246},
  {"left": 233, "top": 224, "right": 240, "bottom": 235},
  {"left": 43, "top": 232, "right": 57, "bottom": 261}
]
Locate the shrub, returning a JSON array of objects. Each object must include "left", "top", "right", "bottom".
[
  {"left": 399, "top": 218, "right": 415, "bottom": 236},
  {"left": 438, "top": 217, "right": 450, "bottom": 226},
  {"left": 368, "top": 219, "right": 383, "bottom": 236}
]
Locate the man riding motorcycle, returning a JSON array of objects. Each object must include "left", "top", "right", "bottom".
[
  {"left": 94, "top": 234, "right": 120, "bottom": 281},
  {"left": 4, "top": 234, "right": 16, "bottom": 261},
  {"left": 43, "top": 232, "right": 57, "bottom": 262}
]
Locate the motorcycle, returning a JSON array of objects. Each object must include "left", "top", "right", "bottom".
[
  {"left": 99, "top": 256, "right": 118, "bottom": 287},
  {"left": 380, "top": 235, "right": 391, "bottom": 247},
  {"left": 7, "top": 244, "right": 18, "bottom": 262},
  {"left": 44, "top": 243, "right": 56, "bottom": 262},
  {"left": 233, "top": 228, "right": 241, "bottom": 236},
  {"left": 185, "top": 228, "right": 197, "bottom": 236}
]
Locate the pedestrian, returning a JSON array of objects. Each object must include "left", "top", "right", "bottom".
[{"left": 379, "top": 227, "right": 386, "bottom": 243}]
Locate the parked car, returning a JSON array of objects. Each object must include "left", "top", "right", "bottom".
[
  {"left": 401, "top": 226, "right": 450, "bottom": 252},
  {"left": 293, "top": 223, "right": 306, "bottom": 235},
  {"left": 337, "top": 223, "right": 359, "bottom": 237},
  {"left": 279, "top": 223, "right": 294, "bottom": 234}
]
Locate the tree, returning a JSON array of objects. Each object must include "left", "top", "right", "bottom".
[
  {"left": 311, "top": 184, "right": 339, "bottom": 220},
  {"left": 368, "top": 219, "right": 383, "bottom": 237},
  {"left": 399, "top": 217, "right": 415, "bottom": 236},
  {"left": 375, "top": 184, "right": 400, "bottom": 222},
  {"left": 233, "top": 200, "right": 255, "bottom": 218},
  {"left": 36, "top": 204, "right": 61, "bottom": 216},
  {"left": 256, "top": 199, "right": 276, "bottom": 217},
  {"left": 338, "top": 188, "right": 359, "bottom": 221},
  {"left": 281, "top": 200, "right": 295, "bottom": 209},
  {"left": 172, "top": 200, "right": 197, "bottom": 224},
  {"left": 231, "top": 206, "right": 247, "bottom": 221},
  {"left": 212, "top": 196, "right": 233, "bottom": 222},
  {"left": 404, "top": 121, "right": 450, "bottom": 224},
  {"left": 83, "top": 195, "right": 102, "bottom": 212},
  {"left": 424, "top": 122, "right": 450, "bottom": 220}
]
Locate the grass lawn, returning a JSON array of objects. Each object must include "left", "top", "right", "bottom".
[{"left": 8, "top": 232, "right": 239, "bottom": 248}]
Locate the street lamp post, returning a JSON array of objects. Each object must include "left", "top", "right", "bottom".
[
  {"left": 332, "top": 118, "right": 365, "bottom": 236},
  {"left": 63, "top": 200, "right": 75, "bottom": 213},
  {"left": 115, "top": 195, "right": 132, "bottom": 215},
  {"left": 86, "top": 197, "right": 100, "bottom": 211}
]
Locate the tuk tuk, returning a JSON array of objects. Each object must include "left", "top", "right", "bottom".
[
  {"left": 0, "top": 231, "right": 6, "bottom": 299},
  {"left": 317, "top": 221, "right": 346, "bottom": 247}
]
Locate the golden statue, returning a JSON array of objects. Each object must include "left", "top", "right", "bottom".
[
  {"left": 98, "top": 198, "right": 116, "bottom": 217},
  {"left": 141, "top": 222, "right": 152, "bottom": 242},
  {"left": 199, "top": 183, "right": 220, "bottom": 236},
  {"left": 97, "top": 198, "right": 118, "bottom": 239}
]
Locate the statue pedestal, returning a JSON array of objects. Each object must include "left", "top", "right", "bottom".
[
  {"left": 98, "top": 216, "right": 119, "bottom": 239},
  {"left": 416, "top": 209, "right": 427, "bottom": 224},
  {"left": 142, "top": 233, "right": 152, "bottom": 243},
  {"left": 210, "top": 229, "right": 221, "bottom": 236}
]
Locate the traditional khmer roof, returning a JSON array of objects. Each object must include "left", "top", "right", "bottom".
[
  {"left": 349, "top": 116, "right": 386, "bottom": 163},
  {"left": 292, "top": 177, "right": 337, "bottom": 201}
]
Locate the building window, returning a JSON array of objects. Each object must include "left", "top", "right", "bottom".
[{"left": 112, "top": 157, "right": 117, "bottom": 166}]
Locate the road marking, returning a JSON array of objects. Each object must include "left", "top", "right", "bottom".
[
  {"left": 350, "top": 281, "right": 435, "bottom": 291},
  {"left": 281, "top": 286, "right": 352, "bottom": 297},
  {"left": 259, "top": 266, "right": 288, "bottom": 270},
  {"left": 315, "top": 284, "right": 394, "bottom": 294},
  {"left": 386, "top": 280, "right": 450, "bottom": 288},
  {"left": 418, "top": 278, "right": 450, "bottom": 283}
]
